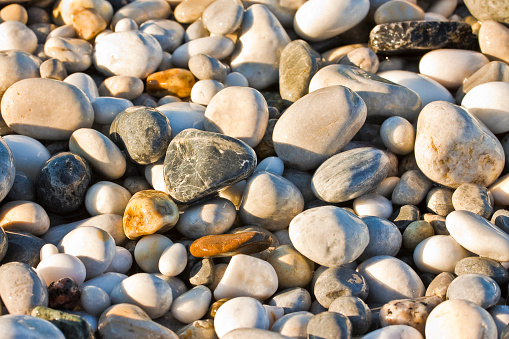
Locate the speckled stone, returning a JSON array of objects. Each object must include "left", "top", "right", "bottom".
[
  {"left": 314, "top": 266, "right": 369, "bottom": 308},
  {"left": 0, "top": 137, "right": 14, "bottom": 204},
  {"left": 163, "top": 129, "right": 257, "bottom": 204},
  {"left": 35, "top": 152, "right": 91, "bottom": 214},
  {"left": 446, "top": 274, "right": 501, "bottom": 309},
  {"left": 455, "top": 257, "right": 509, "bottom": 288},
  {"left": 426, "top": 187, "right": 454, "bottom": 217},
  {"left": 463, "top": 0, "right": 509, "bottom": 24},
  {"left": 306, "top": 311, "right": 352, "bottom": 339},
  {"left": 369, "top": 21, "right": 477, "bottom": 55},
  {"left": 31, "top": 306, "right": 93, "bottom": 339},
  {"left": 452, "top": 183, "right": 493, "bottom": 219},
  {"left": 425, "top": 272, "right": 455, "bottom": 300},
  {"left": 189, "top": 258, "right": 215, "bottom": 286},
  {"left": 312, "top": 147, "right": 389, "bottom": 203},
  {"left": 268, "top": 287, "right": 311, "bottom": 314},
  {"left": 190, "top": 231, "right": 271, "bottom": 258},
  {"left": 47, "top": 277, "right": 80, "bottom": 310},
  {"left": 109, "top": 106, "right": 171, "bottom": 165},
  {"left": 328, "top": 296, "right": 372, "bottom": 336},
  {"left": 176, "top": 319, "right": 217, "bottom": 339}
]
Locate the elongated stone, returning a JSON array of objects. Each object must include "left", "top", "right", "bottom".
[
  {"left": 31, "top": 306, "right": 94, "bottom": 339},
  {"left": 190, "top": 231, "right": 271, "bottom": 258}
]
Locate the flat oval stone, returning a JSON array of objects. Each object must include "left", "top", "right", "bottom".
[
  {"left": 1, "top": 78, "right": 94, "bottom": 140},
  {"left": 109, "top": 106, "right": 172, "bottom": 165},
  {"left": 0, "top": 137, "right": 15, "bottom": 203},
  {"left": 425, "top": 299, "right": 497, "bottom": 338},
  {"left": 415, "top": 101, "right": 504, "bottom": 188},
  {"left": 314, "top": 266, "right": 369, "bottom": 308},
  {"left": 213, "top": 297, "right": 269, "bottom": 338},
  {"left": 171, "top": 285, "right": 211, "bottom": 324},
  {"left": 289, "top": 206, "right": 369, "bottom": 266},
  {"left": 99, "top": 75, "right": 144, "bottom": 100},
  {"left": 311, "top": 147, "right": 389, "bottom": 203},
  {"left": 0, "top": 50, "right": 39, "bottom": 100},
  {"left": 146, "top": 68, "right": 196, "bottom": 98},
  {"left": 447, "top": 274, "right": 501, "bottom": 309},
  {"left": 446, "top": 210, "right": 509, "bottom": 261},
  {"left": 358, "top": 216, "right": 402, "bottom": 261},
  {"left": 230, "top": 4, "right": 290, "bottom": 89},
  {"left": 202, "top": 0, "right": 244, "bottom": 35},
  {"left": 273, "top": 85, "right": 367, "bottom": 171},
  {"left": 309, "top": 64, "right": 422, "bottom": 122},
  {"left": 357, "top": 255, "right": 425, "bottom": 304},
  {"left": 353, "top": 193, "right": 393, "bottom": 219},
  {"left": 3, "top": 135, "right": 50, "bottom": 182},
  {"left": 455, "top": 257, "right": 509, "bottom": 288},
  {"left": 328, "top": 296, "right": 372, "bottom": 336},
  {"left": 268, "top": 287, "right": 312, "bottom": 314},
  {"left": 413, "top": 235, "right": 470, "bottom": 274},
  {"left": 123, "top": 190, "right": 179, "bottom": 240},
  {"left": 163, "top": 129, "right": 257, "bottom": 204},
  {"left": 139, "top": 19, "right": 184, "bottom": 53},
  {"left": 0, "top": 315, "right": 65, "bottom": 339},
  {"left": 0, "top": 200, "right": 49, "bottom": 236},
  {"left": 190, "top": 231, "right": 271, "bottom": 258},
  {"left": 172, "top": 36, "right": 235, "bottom": 69}
]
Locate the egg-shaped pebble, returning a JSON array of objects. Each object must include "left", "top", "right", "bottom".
[
  {"left": 85, "top": 181, "right": 131, "bottom": 216},
  {"left": 224, "top": 72, "right": 249, "bottom": 87},
  {"left": 0, "top": 200, "right": 49, "bottom": 236},
  {"left": 328, "top": 296, "right": 372, "bottom": 336},
  {"left": 254, "top": 157, "right": 284, "bottom": 176},
  {"left": 413, "top": 235, "right": 470, "bottom": 274},
  {"left": 190, "top": 79, "right": 224, "bottom": 106},
  {"left": 63, "top": 72, "right": 99, "bottom": 102},
  {"left": 158, "top": 242, "right": 187, "bottom": 277},
  {"left": 99, "top": 75, "right": 144, "bottom": 100},
  {"left": 134, "top": 234, "right": 173, "bottom": 273},
  {"left": 188, "top": 53, "right": 228, "bottom": 82},
  {"left": 267, "top": 245, "right": 314, "bottom": 289},
  {"left": 44, "top": 37, "right": 92, "bottom": 73},
  {"left": 172, "top": 36, "right": 235, "bottom": 69},
  {"left": 213, "top": 297, "right": 269, "bottom": 338},
  {"left": 0, "top": 21, "right": 37, "bottom": 53},
  {"left": 92, "top": 97, "right": 133, "bottom": 125},
  {"left": 202, "top": 0, "right": 244, "bottom": 35},
  {"left": 171, "top": 285, "right": 211, "bottom": 324},
  {"left": 80, "top": 285, "right": 111, "bottom": 316},
  {"left": 402, "top": 220, "right": 435, "bottom": 251},
  {"left": 81, "top": 272, "right": 127, "bottom": 295},
  {"left": 36, "top": 253, "right": 86, "bottom": 286},
  {"left": 447, "top": 274, "right": 501, "bottom": 309},
  {"left": 426, "top": 187, "right": 454, "bottom": 217},
  {"left": 358, "top": 216, "right": 402, "bottom": 261},
  {"left": 455, "top": 257, "right": 509, "bottom": 287},
  {"left": 353, "top": 193, "right": 393, "bottom": 219},
  {"left": 40, "top": 244, "right": 58, "bottom": 261},
  {"left": 380, "top": 116, "right": 415, "bottom": 155},
  {"left": 139, "top": 19, "right": 184, "bottom": 53},
  {"left": 105, "top": 246, "right": 132, "bottom": 274}
]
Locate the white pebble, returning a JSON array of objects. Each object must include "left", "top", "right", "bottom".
[
  {"left": 85, "top": 181, "right": 131, "bottom": 216},
  {"left": 37, "top": 253, "right": 87, "bottom": 286},
  {"left": 380, "top": 116, "right": 415, "bottom": 155},
  {"left": 158, "top": 242, "right": 187, "bottom": 277},
  {"left": 224, "top": 72, "right": 249, "bottom": 87},
  {"left": 115, "top": 18, "right": 138, "bottom": 32},
  {"left": 80, "top": 285, "right": 111, "bottom": 316},
  {"left": 40, "top": 243, "right": 59, "bottom": 261},
  {"left": 191, "top": 79, "right": 225, "bottom": 105},
  {"left": 214, "top": 297, "right": 270, "bottom": 338},
  {"left": 353, "top": 193, "right": 393, "bottom": 219},
  {"left": 254, "top": 157, "right": 284, "bottom": 176},
  {"left": 105, "top": 246, "right": 133, "bottom": 274},
  {"left": 134, "top": 234, "right": 173, "bottom": 273},
  {"left": 171, "top": 285, "right": 211, "bottom": 324}
]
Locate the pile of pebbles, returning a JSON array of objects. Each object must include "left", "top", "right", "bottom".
[{"left": 0, "top": 0, "right": 509, "bottom": 338}]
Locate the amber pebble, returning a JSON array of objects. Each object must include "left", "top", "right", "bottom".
[
  {"left": 70, "top": 6, "right": 107, "bottom": 40},
  {"left": 48, "top": 277, "right": 81, "bottom": 310},
  {"left": 208, "top": 298, "right": 230, "bottom": 318},
  {"left": 123, "top": 190, "right": 179, "bottom": 240},
  {"left": 190, "top": 231, "right": 272, "bottom": 258},
  {"left": 146, "top": 68, "right": 196, "bottom": 98}
]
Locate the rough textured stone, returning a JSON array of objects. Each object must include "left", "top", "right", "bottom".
[
  {"left": 190, "top": 231, "right": 271, "bottom": 257},
  {"left": 47, "top": 277, "right": 80, "bottom": 310},
  {"left": 452, "top": 183, "right": 493, "bottom": 219},
  {"left": 31, "top": 306, "right": 93, "bottom": 339},
  {"left": 163, "top": 129, "right": 257, "bottom": 204},
  {"left": 313, "top": 266, "right": 369, "bottom": 308},
  {"left": 455, "top": 257, "right": 509, "bottom": 288},
  {"left": 392, "top": 169, "right": 433, "bottom": 206},
  {"left": 463, "top": 0, "right": 509, "bottom": 24}
]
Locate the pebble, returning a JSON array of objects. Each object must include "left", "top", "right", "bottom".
[
  {"left": 446, "top": 273, "right": 501, "bottom": 309},
  {"left": 213, "top": 297, "right": 269, "bottom": 338},
  {"left": 479, "top": 20, "right": 509, "bottom": 64},
  {"left": 81, "top": 272, "right": 127, "bottom": 295},
  {"left": 313, "top": 266, "right": 368, "bottom": 308},
  {"left": 146, "top": 68, "right": 195, "bottom": 98},
  {"left": 353, "top": 193, "right": 393, "bottom": 219},
  {"left": 188, "top": 53, "right": 228, "bottom": 82},
  {"left": 358, "top": 216, "right": 402, "bottom": 261},
  {"left": 0, "top": 314, "right": 65, "bottom": 339},
  {"left": 105, "top": 246, "right": 132, "bottom": 274},
  {"left": 139, "top": 20, "right": 184, "bottom": 53},
  {"left": 190, "top": 79, "right": 224, "bottom": 105},
  {"left": 158, "top": 243, "right": 187, "bottom": 277},
  {"left": 202, "top": 0, "right": 244, "bottom": 35},
  {"left": 413, "top": 235, "right": 470, "bottom": 274},
  {"left": 224, "top": 72, "right": 249, "bottom": 87},
  {"left": 44, "top": 37, "right": 92, "bottom": 73},
  {"left": 426, "top": 187, "right": 454, "bottom": 217},
  {"left": 328, "top": 296, "right": 372, "bottom": 336},
  {"left": 402, "top": 220, "right": 435, "bottom": 251},
  {"left": 0, "top": 200, "right": 49, "bottom": 236},
  {"left": 176, "top": 319, "right": 216, "bottom": 339},
  {"left": 267, "top": 245, "right": 314, "bottom": 289},
  {"left": 452, "top": 183, "right": 493, "bottom": 219},
  {"left": 268, "top": 287, "right": 312, "bottom": 314},
  {"left": 174, "top": 0, "right": 216, "bottom": 24},
  {"left": 0, "top": 21, "right": 37, "bottom": 54},
  {"left": 36, "top": 253, "right": 86, "bottom": 286},
  {"left": 64, "top": 72, "right": 99, "bottom": 102},
  {"left": 489, "top": 305, "right": 509, "bottom": 338},
  {"left": 455, "top": 257, "right": 509, "bottom": 288},
  {"left": 463, "top": 0, "right": 509, "bottom": 23},
  {"left": 2, "top": 231, "right": 45, "bottom": 267},
  {"left": 271, "top": 311, "right": 313, "bottom": 338},
  {"left": 255, "top": 156, "right": 284, "bottom": 175},
  {"left": 134, "top": 234, "right": 172, "bottom": 273},
  {"left": 80, "top": 285, "right": 111, "bottom": 316},
  {"left": 46, "top": 277, "right": 80, "bottom": 310},
  {"left": 456, "top": 61, "right": 509, "bottom": 104},
  {"left": 156, "top": 102, "right": 205, "bottom": 138},
  {"left": 374, "top": 0, "right": 424, "bottom": 24},
  {"left": 172, "top": 36, "right": 235, "bottom": 69},
  {"left": 426, "top": 272, "right": 455, "bottom": 300},
  {"left": 85, "top": 181, "right": 131, "bottom": 216},
  {"left": 0, "top": 50, "right": 40, "bottom": 100},
  {"left": 5, "top": 171, "right": 35, "bottom": 202},
  {"left": 98, "top": 75, "right": 144, "bottom": 100},
  {"left": 363, "top": 325, "right": 424, "bottom": 339},
  {"left": 171, "top": 285, "right": 212, "bottom": 324}
]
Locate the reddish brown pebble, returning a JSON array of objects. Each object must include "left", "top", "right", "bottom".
[
  {"left": 48, "top": 277, "right": 81, "bottom": 310},
  {"left": 146, "top": 68, "right": 196, "bottom": 98},
  {"left": 190, "top": 231, "right": 272, "bottom": 257}
]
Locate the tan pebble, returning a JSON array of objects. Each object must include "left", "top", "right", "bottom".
[
  {"left": 425, "top": 272, "right": 455, "bottom": 300},
  {"left": 0, "top": 200, "right": 49, "bottom": 236},
  {"left": 479, "top": 20, "right": 509, "bottom": 64},
  {"left": 174, "top": 0, "right": 216, "bottom": 24},
  {"left": 267, "top": 245, "right": 314, "bottom": 289},
  {"left": 0, "top": 4, "right": 28, "bottom": 24},
  {"left": 99, "top": 75, "right": 144, "bottom": 100},
  {"left": 70, "top": 6, "right": 107, "bottom": 40},
  {"left": 402, "top": 220, "right": 435, "bottom": 251}
]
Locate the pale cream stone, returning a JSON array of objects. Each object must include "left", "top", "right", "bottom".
[
  {"left": 489, "top": 173, "right": 509, "bottom": 205},
  {"left": 0, "top": 21, "right": 37, "bottom": 54},
  {"left": 36, "top": 253, "right": 87, "bottom": 286},
  {"left": 99, "top": 75, "right": 144, "bottom": 100},
  {"left": 374, "top": 0, "right": 425, "bottom": 24},
  {"left": 413, "top": 235, "right": 471, "bottom": 274},
  {"left": 363, "top": 325, "right": 423, "bottom": 339},
  {"left": 190, "top": 79, "right": 224, "bottom": 106},
  {"left": 170, "top": 285, "right": 211, "bottom": 324},
  {"left": 0, "top": 200, "right": 49, "bottom": 236},
  {"left": 353, "top": 193, "right": 393, "bottom": 219},
  {"left": 111, "top": 0, "right": 172, "bottom": 29},
  {"left": 44, "top": 37, "right": 92, "bottom": 73},
  {"left": 134, "top": 234, "right": 172, "bottom": 273},
  {"left": 85, "top": 181, "right": 131, "bottom": 216},
  {"left": 479, "top": 20, "right": 509, "bottom": 64},
  {"left": 380, "top": 116, "right": 415, "bottom": 155},
  {"left": 213, "top": 297, "right": 269, "bottom": 338},
  {"left": 172, "top": 36, "right": 235, "bottom": 69}
]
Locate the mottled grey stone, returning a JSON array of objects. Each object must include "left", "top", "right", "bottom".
[
  {"left": 392, "top": 169, "right": 433, "bottom": 206},
  {"left": 0, "top": 137, "right": 15, "bottom": 203},
  {"left": 279, "top": 39, "right": 322, "bottom": 102},
  {"left": 455, "top": 257, "right": 509, "bottom": 288},
  {"left": 491, "top": 209, "right": 509, "bottom": 235},
  {"left": 369, "top": 21, "right": 477, "bottom": 55},
  {"left": 464, "top": 0, "right": 509, "bottom": 23},
  {"left": 31, "top": 306, "right": 94, "bottom": 339},
  {"left": 311, "top": 147, "right": 390, "bottom": 203},
  {"left": 268, "top": 287, "right": 311, "bottom": 314},
  {"left": 402, "top": 220, "right": 435, "bottom": 251},
  {"left": 426, "top": 187, "right": 454, "bottom": 217},
  {"left": 307, "top": 311, "right": 352, "bottom": 339},
  {"left": 110, "top": 106, "right": 172, "bottom": 165},
  {"left": 310, "top": 300, "right": 327, "bottom": 315},
  {"left": 1, "top": 231, "right": 46, "bottom": 267},
  {"left": 5, "top": 171, "right": 35, "bottom": 202},
  {"left": 163, "top": 129, "right": 257, "bottom": 204},
  {"left": 390, "top": 205, "right": 420, "bottom": 232},
  {"left": 314, "top": 266, "right": 369, "bottom": 308},
  {"left": 452, "top": 183, "right": 493, "bottom": 219},
  {"left": 456, "top": 61, "right": 509, "bottom": 104},
  {"left": 328, "top": 296, "right": 372, "bottom": 336},
  {"left": 35, "top": 152, "right": 91, "bottom": 214},
  {"left": 446, "top": 274, "right": 501, "bottom": 309},
  {"left": 358, "top": 216, "right": 402, "bottom": 262}
]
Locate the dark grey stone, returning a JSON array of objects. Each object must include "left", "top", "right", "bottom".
[
  {"left": 163, "top": 129, "right": 257, "bottom": 204},
  {"left": 358, "top": 216, "right": 401, "bottom": 262},
  {"left": 492, "top": 209, "right": 509, "bottom": 235},
  {"left": 109, "top": 106, "right": 172, "bottom": 164},
  {"left": 314, "top": 266, "right": 369, "bottom": 308},
  {"left": 328, "top": 296, "right": 372, "bottom": 336},
  {"left": 369, "top": 21, "right": 477, "bottom": 55},
  {"left": 253, "top": 118, "right": 276, "bottom": 160},
  {"left": 35, "top": 152, "right": 91, "bottom": 214},
  {"left": 31, "top": 306, "right": 94, "bottom": 339},
  {"left": 268, "top": 287, "right": 311, "bottom": 314},
  {"left": 0, "top": 137, "right": 15, "bottom": 203},
  {"left": 309, "top": 300, "right": 327, "bottom": 315},
  {"left": 390, "top": 205, "right": 420, "bottom": 232},
  {"left": 5, "top": 171, "right": 36, "bottom": 202},
  {"left": 307, "top": 311, "right": 352, "bottom": 339},
  {"left": 282, "top": 168, "right": 314, "bottom": 204},
  {"left": 455, "top": 257, "right": 509, "bottom": 289},
  {"left": 464, "top": 0, "right": 509, "bottom": 23},
  {"left": 456, "top": 61, "right": 509, "bottom": 104},
  {"left": 452, "top": 183, "right": 493, "bottom": 219},
  {"left": 0, "top": 227, "right": 6, "bottom": 262},
  {"left": 1, "top": 231, "right": 46, "bottom": 267}
]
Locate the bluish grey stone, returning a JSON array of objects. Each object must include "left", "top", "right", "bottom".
[
  {"left": 1, "top": 231, "right": 45, "bottom": 267},
  {"left": 268, "top": 287, "right": 312, "bottom": 314},
  {"left": 311, "top": 147, "right": 390, "bottom": 203},
  {"left": 307, "top": 311, "right": 352, "bottom": 339},
  {"left": 358, "top": 216, "right": 402, "bottom": 262},
  {"left": 390, "top": 205, "right": 421, "bottom": 232},
  {"left": 447, "top": 274, "right": 501, "bottom": 309},
  {"left": 491, "top": 209, "right": 509, "bottom": 235},
  {"left": 314, "top": 266, "right": 369, "bottom": 308},
  {"left": 0, "top": 314, "right": 64, "bottom": 339},
  {"left": 329, "top": 296, "right": 372, "bottom": 336},
  {"left": 5, "top": 171, "right": 35, "bottom": 202},
  {"left": 0, "top": 136, "right": 15, "bottom": 203},
  {"left": 391, "top": 169, "right": 433, "bottom": 206},
  {"left": 455, "top": 257, "right": 509, "bottom": 289}
]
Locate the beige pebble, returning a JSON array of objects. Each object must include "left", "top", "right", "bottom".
[
  {"left": 0, "top": 200, "right": 49, "bottom": 236},
  {"left": 479, "top": 20, "right": 509, "bottom": 64},
  {"left": 267, "top": 244, "right": 314, "bottom": 289},
  {"left": 374, "top": 0, "right": 425, "bottom": 24},
  {"left": 0, "top": 4, "right": 28, "bottom": 24},
  {"left": 85, "top": 181, "right": 132, "bottom": 216},
  {"left": 99, "top": 75, "right": 144, "bottom": 100}
]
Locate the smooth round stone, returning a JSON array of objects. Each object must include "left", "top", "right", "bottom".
[
  {"left": 213, "top": 297, "right": 269, "bottom": 338},
  {"left": 0, "top": 201, "right": 49, "bottom": 236},
  {"left": 426, "top": 187, "right": 454, "bottom": 217},
  {"left": 64, "top": 72, "right": 99, "bottom": 101},
  {"left": 413, "top": 235, "right": 470, "bottom": 274},
  {"left": 156, "top": 102, "right": 205, "bottom": 138},
  {"left": 40, "top": 243, "right": 58, "bottom": 261},
  {"left": 172, "top": 36, "right": 235, "bottom": 69},
  {"left": 489, "top": 305, "right": 509, "bottom": 338},
  {"left": 59, "top": 226, "right": 116, "bottom": 279},
  {"left": 446, "top": 210, "right": 509, "bottom": 261},
  {"left": 255, "top": 156, "right": 284, "bottom": 176},
  {"left": 174, "top": 0, "right": 216, "bottom": 24},
  {"left": 419, "top": 49, "right": 490, "bottom": 89},
  {"left": 267, "top": 245, "right": 314, "bottom": 289},
  {"left": 353, "top": 193, "right": 393, "bottom": 219},
  {"left": 224, "top": 72, "right": 249, "bottom": 87},
  {"left": 402, "top": 220, "right": 435, "bottom": 251},
  {"left": 3, "top": 135, "right": 50, "bottom": 182},
  {"left": 47, "top": 278, "right": 80, "bottom": 311},
  {"left": 92, "top": 97, "right": 133, "bottom": 126},
  {"left": 146, "top": 68, "right": 196, "bottom": 98},
  {"left": 1, "top": 78, "right": 94, "bottom": 140},
  {"left": 307, "top": 311, "right": 352, "bottom": 338},
  {"left": 0, "top": 21, "right": 37, "bottom": 53},
  {"left": 202, "top": 0, "right": 243, "bottom": 35},
  {"left": 123, "top": 190, "right": 179, "bottom": 240},
  {"left": 338, "top": 47, "right": 380, "bottom": 74},
  {"left": 374, "top": 0, "right": 424, "bottom": 24},
  {"left": 240, "top": 171, "right": 304, "bottom": 231},
  {"left": 0, "top": 262, "right": 48, "bottom": 315},
  {"left": 328, "top": 296, "right": 372, "bottom": 336},
  {"left": 159, "top": 243, "right": 187, "bottom": 277},
  {"left": 479, "top": 20, "right": 509, "bottom": 64},
  {"left": 174, "top": 197, "right": 236, "bottom": 239},
  {"left": 183, "top": 18, "right": 210, "bottom": 42},
  {"left": 35, "top": 152, "right": 91, "bottom": 214},
  {"left": 380, "top": 116, "right": 415, "bottom": 155},
  {"left": 188, "top": 54, "right": 227, "bottom": 83},
  {"left": 456, "top": 61, "right": 509, "bottom": 103},
  {"left": 271, "top": 311, "right": 313, "bottom": 338},
  {"left": 111, "top": 273, "right": 172, "bottom": 319},
  {"left": 0, "top": 315, "right": 65, "bottom": 339},
  {"left": 105, "top": 246, "right": 132, "bottom": 274},
  {"left": 5, "top": 172, "right": 34, "bottom": 202},
  {"left": 98, "top": 303, "right": 177, "bottom": 338},
  {"left": 171, "top": 285, "right": 211, "bottom": 324},
  {"left": 204, "top": 86, "right": 268, "bottom": 147},
  {"left": 426, "top": 272, "right": 455, "bottom": 300},
  {"left": 134, "top": 234, "right": 172, "bottom": 273},
  {"left": 309, "top": 65, "right": 422, "bottom": 122},
  {"left": 364, "top": 325, "right": 424, "bottom": 339},
  {"left": 313, "top": 266, "right": 368, "bottom": 308},
  {"left": 93, "top": 30, "right": 163, "bottom": 78},
  {"left": 414, "top": 101, "right": 504, "bottom": 189},
  {"left": 44, "top": 37, "right": 92, "bottom": 73},
  {"left": 273, "top": 85, "right": 366, "bottom": 171},
  {"left": 0, "top": 50, "right": 39, "bottom": 100},
  {"left": 139, "top": 19, "right": 184, "bottom": 53},
  {"left": 82, "top": 272, "right": 127, "bottom": 295},
  {"left": 99, "top": 75, "right": 144, "bottom": 100},
  {"left": 70, "top": 128, "right": 126, "bottom": 180},
  {"left": 268, "top": 287, "right": 312, "bottom": 314},
  {"left": 294, "top": 0, "right": 368, "bottom": 41},
  {"left": 85, "top": 181, "right": 131, "bottom": 216},
  {"left": 110, "top": 106, "right": 171, "bottom": 165},
  {"left": 455, "top": 257, "right": 509, "bottom": 288},
  {"left": 290, "top": 206, "right": 369, "bottom": 266},
  {"left": 190, "top": 79, "right": 224, "bottom": 105},
  {"left": 1, "top": 4, "right": 27, "bottom": 23},
  {"left": 311, "top": 147, "right": 389, "bottom": 203},
  {"left": 427, "top": 299, "right": 497, "bottom": 338},
  {"left": 358, "top": 216, "right": 401, "bottom": 262},
  {"left": 213, "top": 254, "right": 278, "bottom": 300},
  {"left": 452, "top": 183, "right": 493, "bottom": 219},
  {"left": 447, "top": 274, "right": 501, "bottom": 309},
  {"left": 80, "top": 285, "right": 111, "bottom": 316},
  {"left": 462, "top": 82, "right": 509, "bottom": 134},
  {"left": 357, "top": 255, "right": 425, "bottom": 304},
  {"left": 110, "top": 0, "right": 170, "bottom": 27}
]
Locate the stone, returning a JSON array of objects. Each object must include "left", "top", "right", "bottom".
[
  {"left": 139, "top": 19, "right": 184, "bottom": 53},
  {"left": 254, "top": 157, "right": 284, "bottom": 176},
  {"left": 0, "top": 200, "right": 48, "bottom": 236},
  {"left": 85, "top": 181, "right": 131, "bottom": 216},
  {"left": 105, "top": 246, "right": 132, "bottom": 274},
  {"left": 311, "top": 147, "right": 390, "bottom": 203},
  {"left": 146, "top": 68, "right": 195, "bottom": 98},
  {"left": 202, "top": 0, "right": 244, "bottom": 35},
  {"left": 426, "top": 272, "right": 455, "bottom": 300},
  {"left": 173, "top": 0, "right": 215, "bottom": 23},
  {"left": 363, "top": 325, "right": 423, "bottom": 339},
  {"left": 172, "top": 36, "right": 235, "bottom": 69},
  {"left": 5, "top": 171, "right": 35, "bottom": 202},
  {"left": 309, "top": 64, "right": 422, "bottom": 122},
  {"left": 447, "top": 274, "right": 501, "bottom": 309},
  {"left": 158, "top": 243, "right": 187, "bottom": 277},
  {"left": 189, "top": 258, "right": 214, "bottom": 286},
  {"left": 230, "top": 4, "right": 290, "bottom": 89},
  {"left": 268, "top": 287, "right": 311, "bottom": 314},
  {"left": 134, "top": 234, "right": 172, "bottom": 273},
  {"left": 1, "top": 231, "right": 45, "bottom": 267},
  {"left": 214, "top": 297, "right": 269, "bottom": 338},
  {"left": 1, "top": 78, "right": 94, "bottom": 140},
  {"left": 369, "top": 21, "right": 477, "bottom": 55},
  {"left": 374, "top": 0, "right": 424, "bottom": 24},
  {"left": 271, "top": 311, "right": 313, "bottom": 338},
  {"left": 414, "top": 101, "right": 505, "bottom": 188},
  {"left": 479, "top": 21, "right": 509, "bottom": 64},
  {"left": 357, "top": 255, "right": 425, "bottom": 304},
  {"left": 267, "top": 245, "right": 314, "bottom": 289},
  {"left": 426, "top": 187, "right": 454, "bottom": 217},
  {"left": 47, "top": 278, "right": 80, "bottom": 310},
  {"left": 190, "top": 79, "right": 224, "bottom": 106},
  {"left": 328, "top": 296, "right": 372, "bottom": 336},
  {"left": 455, "top": 257, "right": 509, "bottom": 288},
  {"left": 224, "top": 72, "right": 249, "bottom": 87},
  {"left": 282, "top": 169, "right": 314, "bottom": 203},
  {"left": 44, "top": 37, "right": 92, "bottom": 73},
  {"left": 456, "top": 61, "right": 509, "bottom": 104},
  {"left": 213, "top": 254, "right": 278, "bottom": 300},
  {"left": 221, "top": 328, "right": 292, "bottom": 339},
  {"left": 402, "top": 221, "right": 435, "bottom": 251},
  {"left": 0, "top": 21, "right": 37, "bottom": 53},
  {"left": 491, "top": 209, "right": 509, "bottom": 234},
  {"left": 0, "top": 315, "right": 65, "bottom": 339},
  {"left": 358, "top": 216, "right": 401, "bottom": 262},
  {"left": 279, "top": 39, "right": 322, "bottom": 102},
  {"left": 80, "top": 285, "right": 111, "bottom": 316},
  {"left": 156, "top": 102, "right": 206, "bottom": 138},
  {"left": 338, "top": 47, "right": 380, "bottom": 74},
  {"left": 99, "top": 75, "right": 144, "bottom": 100},
  {"left": 171, "top": 285, "right": 211, "bottom": 324},
  {"left": 0, "top": 50, "right": 39, "bottom": 100},
  {"left": 353, "top": 194, "right": 393, "bottom": 219},
  {"left": 176, "top": 319, "right": 216, "bottom": 339},
  {"left": 163, "top": 129, "right": 257, "bottom": 204},
  {"left": 463, "top": 0, "right": 509, "bottom": 23},
  {"left": 36, "top": 253, "right": 86, "bottom": 287},
  {"left": 374, "top": 176, "right": 400, "bottom": 198},
  {"left": 110, "top": 0, "right": 171, "bottom": 27},
  {"left": 452, "top": 183, "right": 493, "bottom": 219},
  {"left": 93, "top": 30, "right": 163, "bottom": 78},
  {"left": 190, "top": 232, "right": 271, "bottom": 258},
  {"left": 390, "top": 205, "right": 420, "bottom": 231},
  {"left": 0, "top": 262, "right": 48, "bottom": 314},
  {"left": 188, "top": 54, "right": 228, "bottom": 82},
  {"left": 3, "top": 135, "right": 50, "bottom": 182},
  {"left": 446, "top": 210, "right": 509, "bottom": 262},
  {"left": 81, "top": 272, "right": 127, "bottom": 295},
  {"left": 313, "top": 266, "right": 371, "bottom": 308},
  {"left": 413, "top": 235, "right": 470, "bottom": 274},
  {"left": 64, "top": 72, "right": 99, "bottom": 102}
]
